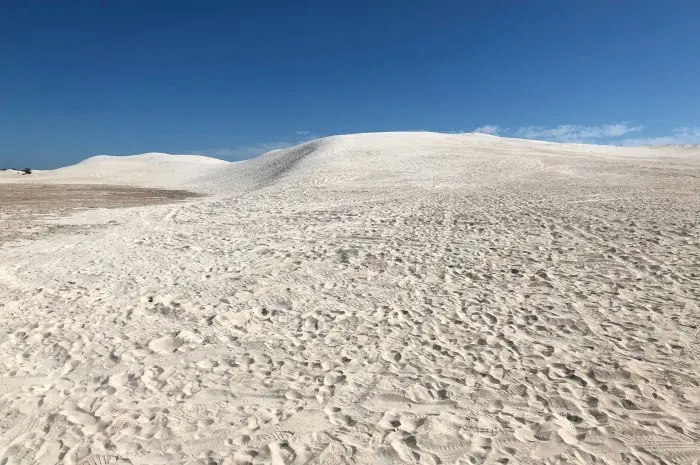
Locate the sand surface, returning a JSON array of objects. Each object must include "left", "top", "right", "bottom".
[
  {"left": 0, "top": 184, "right": 203, "bottom": 246},
  {"left": 0, "top": 133, "right": 699, "bottom": 464}
]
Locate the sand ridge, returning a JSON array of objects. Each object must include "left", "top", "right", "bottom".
[{"left": 0, "top": 133, "right": 699, "bottom": 464}]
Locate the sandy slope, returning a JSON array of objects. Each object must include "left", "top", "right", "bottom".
[{"left": 0, "top": 133, "right": 699, "bottom": 465}]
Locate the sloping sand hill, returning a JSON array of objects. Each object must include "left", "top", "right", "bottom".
[{"left": 1, "top": 133, "right": 699, "bottom": 464}]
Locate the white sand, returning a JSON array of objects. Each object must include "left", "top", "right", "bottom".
[
  {"left": 1, "top": 132, "right": 699, "bottom": 464},
  {"left": 2, "top": 153, "right": 229, "bottom": 191},
  {"left": 0, "top": 169, "right": 30, "bottom": 178}
]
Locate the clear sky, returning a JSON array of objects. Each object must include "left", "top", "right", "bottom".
[{"left": 2, "top": 0, "right": 699, "bottom": 168}]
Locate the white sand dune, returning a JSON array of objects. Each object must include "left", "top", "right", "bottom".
[
  {"left": 0, "top": 169, "right": 32, "bottom": 177},
  {"left": 1, "top": 132, "right": 699, "bottom": 464},
  {"left": 3, "top": 152, "right": 230, "bottom": 191},
  {"left": 12, "top": 132, "right": 698, "bottom": 193}
]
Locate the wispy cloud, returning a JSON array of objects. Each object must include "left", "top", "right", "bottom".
[
  {"left": 473, "top": 125, "right": 503, "bottom": 135},
  {"left": 513, "top": 123, "right": 643, "bottom": 143},
  {"left": 471, "top": 122, "right": 653, "bottom": 144},
  {"left": 193, "top": 132, "right": 317, "bottom": 160},
  {"left": 620, "top": 127, "right": 700, "bottom": 147}
]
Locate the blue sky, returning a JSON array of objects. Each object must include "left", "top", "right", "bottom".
[{"left": 1, "top": 1, "right": 699, "bottom": 168}]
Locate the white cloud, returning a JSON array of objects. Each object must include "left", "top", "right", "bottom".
[
  {"left": 595, "top": 123, "right": 644, "bottom": 137},
  {"left": 194, "top": 132, "right": 317, "bottom": 160},
  {"left": 620, "top": 127, "right": 700, "bottom": 147},
  {"left": 514, "top": 123, "right": 643, "bottom": 143},
  {"left": 473, "top": 125, "right": 502, "bottom": 135}
]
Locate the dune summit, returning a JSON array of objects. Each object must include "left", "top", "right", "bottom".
[
  {"left": 1, "top": 132, "right": 699, "bottom": 464},
  {"left": 11, "top": 132, "right": 699, "bottom": 193}
]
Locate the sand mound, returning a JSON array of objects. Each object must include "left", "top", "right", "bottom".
[
  {"left": 4, "top": 133, "right": 697, "bottom": 194},
  {"left": 1, "top": 132, "right": 699, "bottom": 464},
  {"left": 197, "top": 132, "right": 698, "bottom": 193},
  {"left": 0, "top": 169, "right": 30, "bottom": 177},
  {"left": 2, "top": 152, "right": 230, "bottom": 191}
]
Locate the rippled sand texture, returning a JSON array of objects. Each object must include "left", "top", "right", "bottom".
[{"left": 1, "top": 133, "right": 699, "bottom": 464}]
